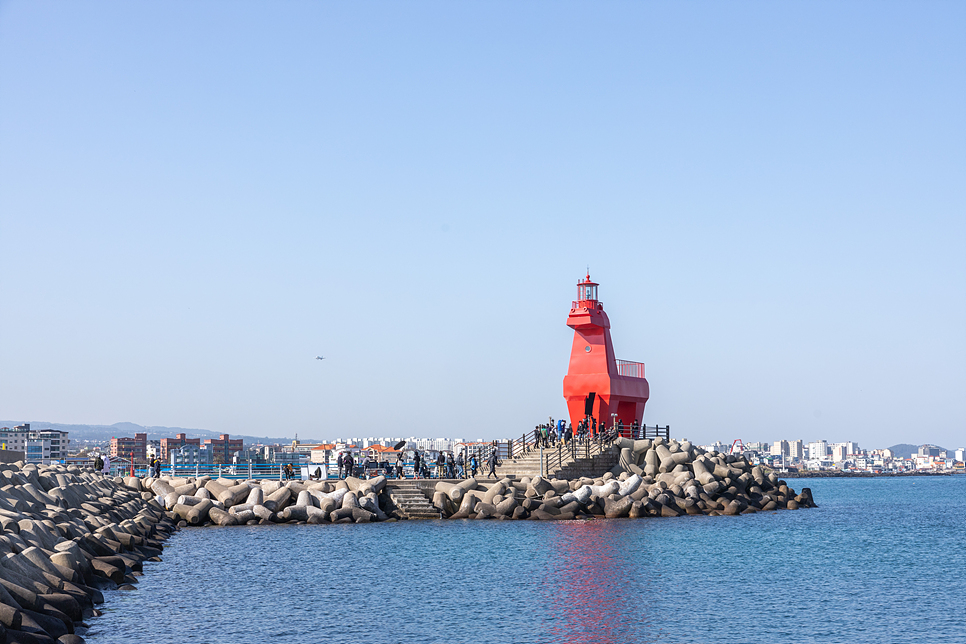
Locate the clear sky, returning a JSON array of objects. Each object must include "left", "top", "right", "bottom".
[{"left": 1, "top": 1, "right": 963, "bottom": 449}]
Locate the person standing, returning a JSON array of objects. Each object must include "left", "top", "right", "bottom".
[
  {"left": 344, "top": 453, "right": 354, "bottom": 479},
  {"left": 395, "top": 452, "right": 404, "bottom": 479},
  {"left": 413, "top": 451, "right": 421, "bottom": 479},
  {"left": 93, "top": 454, "right": 103, "bottom": 472},
  {"left": 336, "top": 452, "right": 344, "bottom": 479},
  {"left": 470, "top": 453, "right": 478, "bottom": 478},
  {"left": 101, "top": 455, "right": 111, "bottom": 475}
]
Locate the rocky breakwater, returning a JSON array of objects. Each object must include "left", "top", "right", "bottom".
[
  {"left": 147, "top": 475, "right": 403, "bottom": 526},
  {"left": 0, "top": 461, "right": 177, "bottom": 644},
  {"left": 431, "top": 436, "right": 816, "bottom": 520}
]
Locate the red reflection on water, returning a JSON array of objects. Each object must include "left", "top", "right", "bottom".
[{"left": 544, "top": 521, "right": 656, "bottom": 644}]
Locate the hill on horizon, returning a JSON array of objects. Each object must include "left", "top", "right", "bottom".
[
  {"left": 887, "top": 443, "right": 949, "bottom": 460},
  {"left": 0, "top": 420, "right": 318, "bottom": 446}
]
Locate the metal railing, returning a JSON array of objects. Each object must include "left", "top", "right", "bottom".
[
  {"left": 619, "top": 424, "right": 670, "bottom": 440},
  {"left": 90, "top": 423, "right": 671, "bottom": 482},
  {"left": 544, "top": 437, "right": 613, "bottom": 477},
  {"left": 616, "top": 359, "right": 645, "bottom": 378},
  {"left": 542, "top": 424, "right": 670, "bottom": 476}
]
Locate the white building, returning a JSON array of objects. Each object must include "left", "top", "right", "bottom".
[
  {"left": 770, "top": 440, "right": 790, "bottom": 457},
  {"left": 788, "top": 440, "right": 804, "bottom": 460},
  {"left": 170, "top": 444, "right": 212, "bottom": 465},
  {"left": 831, "top": 443, "right": 849, "bottom": 462},
  {"left": 808, "top": 440, "right": 828, "bottom": 461}
]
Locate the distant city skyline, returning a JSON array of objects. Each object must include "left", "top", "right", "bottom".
[{"left": 1, "top": 3, "right": 963, "bottom": 448}]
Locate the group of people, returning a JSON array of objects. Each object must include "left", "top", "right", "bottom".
[
  {"left": 327, "top": 448, "right": 503, "bottom": 481},
  {"left": 335, "top": 451, "right": 356, "bottom": 479},
  {"left": 407, "top": 449, "right": 502, "bottom": 479},
  {"left": 91, "top": 454, "right": 110, "bottom": 474},
  {"left": 532, "top": 416, "right": 640, "bottom": 449}
]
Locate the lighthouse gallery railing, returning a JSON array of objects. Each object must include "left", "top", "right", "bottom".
[{"left": 616, "top": 359, "right": 645, "bottom": 378}]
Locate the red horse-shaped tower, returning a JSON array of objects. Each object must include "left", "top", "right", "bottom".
[{"left": 563, "top": 274, "right": 649, "bottom": 433}]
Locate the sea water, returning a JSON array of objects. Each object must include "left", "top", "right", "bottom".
[{"left": 84, "top": 476, "right": 965, "bottom": 644}]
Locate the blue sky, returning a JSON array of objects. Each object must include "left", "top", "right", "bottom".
[{"left": 1, "top": 1, "right": 963, "bottom": 448}]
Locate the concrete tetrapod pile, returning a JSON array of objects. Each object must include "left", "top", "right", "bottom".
[
  {"left": 431, "top": 436, "right": 816, "bottom": 520},
  {"left": 149, "top": 474, "right": 401, "bottom": 526},
  {"left": 0, "top": 461, "right": 177, "bottom": 644}
]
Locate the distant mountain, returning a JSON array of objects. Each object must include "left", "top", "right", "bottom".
[
  {"left": 0, "top": 420, "right": 320, "bottom": 446},
  {"left": 887, "top": 443, "right": 948, "bottom": 459}
]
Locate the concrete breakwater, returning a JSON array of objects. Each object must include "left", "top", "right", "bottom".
[
  {"left": 0, "top": 461, "right": 177, "bottom": 644},
  {"left": 429, "top": 436, "right": 816, "bottom": 520},
  {"left": 142, "top": 436, "right": 814, "bottom": 524}
]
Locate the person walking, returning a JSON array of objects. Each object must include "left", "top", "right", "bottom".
[
  {"left": 470, "top": 453, "right": 478, "bottom": 478},
  {"left": 487, "top": 449, "right": 500, "bottom": 479},
  {"left": 456, "top": 451, "right": 465, "bottom": 479}
]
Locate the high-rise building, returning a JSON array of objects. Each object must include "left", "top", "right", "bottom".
[
  {"left": 955, "top": 448, "right": 965, "bottom": 462},
  {"left": 808, "top": 440, "right": 829, "bottom": 461},
  {"left": 788, "top": 440, "right": 804, "bottom": 460},
  {"left": 918, "top": 445, "right": 941, "bottom": 457},
  {"left": 770, "top": 440, "right": 790, "bottom": 457},
  {"left": 831, "top": 443, "right": 848, "bottom": 462}
]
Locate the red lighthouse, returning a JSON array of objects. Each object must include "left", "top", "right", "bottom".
[{"left": 563, "top": 274, "right": 649, "bottom": 433}]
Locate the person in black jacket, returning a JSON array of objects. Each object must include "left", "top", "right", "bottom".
[
  {"left": 343, "top": 453, "right": 354, "bottom": 479},
  {"left": 413, "top": 451, "right": 421, "bottom": 479},
  {"left": 487, "top": 449, "right": 500, "bottom": 479},
  {"left": 436, "top": 452, "right": 446, "bottom": 479}
]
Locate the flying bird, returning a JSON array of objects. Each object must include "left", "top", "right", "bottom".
[{"left": 316, "top": 356, "right": 325, "bottom": 360}]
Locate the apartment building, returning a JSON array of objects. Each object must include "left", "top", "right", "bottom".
[
  {"left": 110, "top": 433, "right": 147, "bottom": 461},
  {"left": 0, "top": 424, "right": 70, "bottom": 463},
  {"left": 203, "top": 434, "right": 243, "bottom": 463}
]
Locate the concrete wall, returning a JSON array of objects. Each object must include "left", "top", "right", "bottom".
[{"left": 0, "top": 449, "right": 26, "bottom": 463}]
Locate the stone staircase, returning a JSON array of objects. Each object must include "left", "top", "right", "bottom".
[
  {"left": 386, "top": 481, "right": 442, "bottom": 519},
  {"left": 497, "top": 444, "right": 621, "bottom": 479}
]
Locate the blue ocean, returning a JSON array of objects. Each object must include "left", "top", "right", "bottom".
[{"left": 85, "top": 476, "right": 965, "bottom": 644}]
